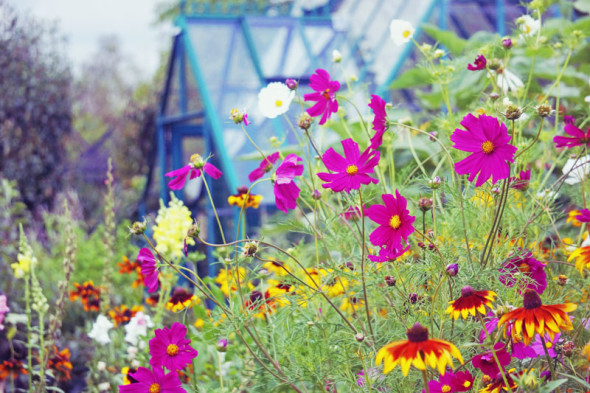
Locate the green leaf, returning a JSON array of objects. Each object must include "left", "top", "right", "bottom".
[
  {"left": 421, "top": 23, "right": 467, "bottom": 55},
  {"left": 389, "top": 67, "right": 433, "bottom": 89}
]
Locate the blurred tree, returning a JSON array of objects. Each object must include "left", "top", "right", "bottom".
[{"left": 0, "top": 0, "right": 72, "bottom": 213}]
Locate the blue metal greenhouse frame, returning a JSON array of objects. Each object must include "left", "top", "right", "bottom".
[{"left": 148, "top": 0, "right": 550, "bottom": 274}]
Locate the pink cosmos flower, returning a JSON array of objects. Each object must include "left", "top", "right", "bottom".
[
  {"left": 512, "top": 333, "right": 560, "bottom": 360},
  {"left": 273, "top": 154, "right": 304, "bottom": 213},
  {"left": 576, "top": 208, "right": 590, "bottom": 223},
  {"left": 451, "top": 114, "right": 517, "bottom": 187},
  {"left": 553, "top": 123, "right": 590, "bottom": 149},
  {"left": 149, "top": 322, "right": 198, "bottom": 371},
  {"left": 510, "top": 168, "right": 530, "bottom": 190},
  {"left": 317, "top": 138, "right": 380, "bottom": 192},
  {"left": 249, "top": 152, "right": 280, "bottom": 182},
  {"left": 137, "top": 248, "right": 159, "bottom": 293},
  {"left": 165, "top": 154, "right": 223, "bottom": 190},
  {"left": 341, "top": 205, "right": 365, "bottom": 221},
  {"left": 564, "top": 115, "right": 575, "bottom": 125},
  {"left": 368, "top": 95, "right": 388, "bottom": 149},
  {"left": 119, "top": 366, "right": 186, "bottom": 393},
  {"left": 368, "top": 244, "right": 410, "bottom": 263},
  {"left": 472, "top": 342, "right": 511, "bottom": 377},
  {"left": 467, "top": 55, "right": 486, "bottom": 71},
  {"left": 0, "top": 295, "right": 9, "bottom": 331},
  {"left": 499, "top": 252, "right": 547, "bottom": 294},
  {"left": 303, "top": 69, "right": 340, "bottom": 125},
  {"left": 366, "top": 191, "right": 415, "bottom": 259},
  {"left": 423, "top": 370, "right": 475, "bottom": 393}
]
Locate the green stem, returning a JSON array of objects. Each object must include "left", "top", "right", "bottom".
[
  {"left": 358, "top": 189, "right": 374, "bottom": 338},
  {"left": 202, "top": 174, "right": 227, "bottom": 244}
]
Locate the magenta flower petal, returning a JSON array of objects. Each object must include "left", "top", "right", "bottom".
[
  {"left": 249, "top": 152, "right": 280, "bottom": 182},
  {"left": 149, "top": 322, "right": 198, "bottom": 371},
  {"left": 553, "top": 123, "right": 590, "bottom": 148},
  {"left": 499, "top": 251, "right": 547, "bottom": 294},
  {"left": 368, "top": 95, "right": 388, "bottom": 150},
  {"left": 203, "top": 162, "right": 223, "bottom": 179},
  {"left": 451, "top": 114, "right": 516, "bottom": 187},
  {"left": 467, "top": 54, "right": 487, "bottom": 71},
  {"left": 119, "top": 366, "right": 186, "bottom": 393},
  {"left": 304, "top": 69, "right": 340, "bottom": 125},
  {"left": 165, "top": 165, "right": 192, "bottom": 190},
  {"left": 472, "top": 343, "right": 511, "bottom": 377},
  {"left": 273, "top": 154, "right": 304, "bottom": 213},
  {"left": 138, "top": 248, "right": 159, "bottom": 293}
]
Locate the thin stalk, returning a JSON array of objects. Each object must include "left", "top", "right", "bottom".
[
  {"left": 241, "top": 123, "right": 267, "bottom": 162},
  {"left": 358, "top": 189, "right": 374, "bottom": 338},
  {"left": 421, "top": 370, "right": 430, "bottom": 393},
  {"left": 202, "top": 174, "right": 227, "bottom": 244}
]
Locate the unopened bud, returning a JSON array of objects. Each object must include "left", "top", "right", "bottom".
[
  {"left": 129, "top": 220, "right": 147, "bottom": 235},
  {"left": 306, "top": 321, "right": 314, "bottom": 327},
  {"left": 298, "top": 112, "right": 313, "bottom": 130},
  {"left": 488, "top": 59, "right": 502, "bottom": 71},
  {"left": 217, "top": 338, "right": 228, "bottom": 352},
  {"left": 429, "top": 131, "right": 438, "bottom": 141},
  {"left": 433, "top": 49, "right": 444, "bottom": 59},
  {"left": 502, "top": 37, "right": 513, "bottom": 49},
  {"left": 384, "top": 275, "right": 396, "bottom": 287},
  {"left": 332, "top": 49, "right": 342, "bottom": 63},
  {"left": 557, "top": 274, "right": 568, "bottom": 286},
  {"left": 418, "top": 197, "right": 433, "bottom": 212},
  {"left": 562, "top": 341, "right": 574, "bottom": 357},
  {"left": 446, "top": 263, "right": 458, "bottom": 277},
  {"left": 505, "top": 104, "right": 523, "bottom": 120},
  {"left": 285, "top": 78, "right": 298, "bottom": 90},
  {"left": 489, "top": 92, "right": 500, "bottom": 101},
  {"left": 242, "top": 241, "right": 259, "bottom": 257},
  {"left": 408, "top": 293, "right": 419, "bottom": 304},
  {"left": 536, "top": 103, "right": 552, "bottom": 117},
  {"left": 428, "top": 176, "right": 442, "bottom": 189},
  {"left": 312, "top": 189, "right": 322, "bottom": 200},
  {"left": 187, "top": 221, "right": 200, "bottom": 238},
  {"left": 355, "top": 333, "right": 365, "bottom": 342}
]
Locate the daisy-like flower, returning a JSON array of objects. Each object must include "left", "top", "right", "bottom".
[
  {"left": 368, "top": 95, "right": 388, "bottom": 150},
  {"left": 568, "top": 246, "right": 590, "bottom": 274},
  {"left": 480, "top": 369, "right": 518, "bottom": 393},
  {"left": 137, "top": 248, "right": 159, "bottom": 293},
  {"left": 273, "top": 154, "right": 304, "bottom": 213},
  {"left": 512, "top": 333, "right": 560, "bottom": 360},
  {"left": 510, "top": 168, "right": 530, "bottom": 190},
  {"left": 263, "top": 259, "right": 289, "bottom": 276},
  {"left": 518, "top": 15, "right": 540, "bottom": 36},
  {"left": 303, "top": 69, "right": 340, "bottom": 125},
  {"left": 496, "top": 68, "right": 524, "bottom": 94},
  {"left": 166, "top": 288, "right": 199, "bottom": 312},
  {"left": 553, "top": 123, "right": 590, "bottom": 149},
  {"left": 165, "top": 154, "right": 222, "bottom": 191},
  {"left": 69, "top": 280, "right": 102, "bottom": 311},
  {"left": 248, "top": 152, "right": 280, "bottom": 182},
  {"left": 227, "top": 186, "right": 263, "bottom": 209},
  {"left": 149, "top": 322, "right": 198, "bottom": 371},
  {"left": 118, "top": 256, "right": 140, "bottom": 274},
  {"left": 366, "top": 190, "right": 415, "bottom": 259},
  {"left": 446, "top": 285, "right": 497, "bottom": 320},
  {"left": 229, "top": 108, "right": 249, "bottom": 125},
  {"left": 109, "top": 305, "right": 143, "bottom": 327},
  {"left": 340, "top": 296, "right": 364, "bottom": 314},
  {"left": 0, "top": 359, "right": 28, "bottom": 380},
  {"left": 389, "top": 19, "right": 415, "bottom": 46},
  {"left": 425, "top": 370, "right": 475, "bottom": 393},
  {"left": 499, "top": 252, "right": 547, "bottom": 294},
  {"left": 258, "top": 82, "right": 294, "bottom": 119},
  {"left": 563, "top": 154, "right": 590, "bottom": 185},
  {"left": 498, "top": 289, "right": 577, "bottom": 345},
  {"left": 451, "top": 113, "right": 517, "bottom": 187},
  {"left": 47, "top": 346, "right": 73, "bottom": 381},
  {"left": 317, "top": 138, "right": 380, "bottom": 192},
  {"left": 376, "top": 323, "right": 463, "bottom": 376},
  {"left": 119, "top": 366, "right": 186, "bottom": 393},
  {"left": 472, "top": 343, "right": 511, "bottom": 377},
  {"left": 467, "top": 55, "right": 486, "bottom": 71}
]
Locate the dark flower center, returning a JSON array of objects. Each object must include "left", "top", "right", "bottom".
[
  {"left": 249, "top": 290, "right": 264, "bottom": 303},
  {"left": 322, "top": 89, "right": 330, "bottom": 100},
  {"left": 523, "top": 289, "right": 542, "bottom": 309},
  {"left": 460, "top": 285, "right": 475, "bottom": 297},
  {"left": 406, "top": 323, "right": 429, "bottom": 342}
]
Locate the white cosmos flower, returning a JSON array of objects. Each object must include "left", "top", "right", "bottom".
[
  {"left": 124, "top": 311, "right": 153, "bottom": 345},
  {"left": 258, "top": 82, "right": 294, "bottom": 119},
  {"left": 88, "top": 315, "right": 113, "bottom": 344},
  {"left": 390, "top": 19, "right": 414, "bottom": 46},
  {"left": 535, "top": 189, "right": 558, "bottom": 201},
  {"left": 518, "top": 15, "right": 540, "bottom": 37},
  {"left": 496, "top": 69, "right": 524, "bottom": 95},
  {"left": 563, "top": 154, "right": 590, "bottom": 185}
]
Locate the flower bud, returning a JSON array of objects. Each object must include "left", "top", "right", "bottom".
[
  {"left": 562, "top": 341, "right": 574, "bottom": 357},
  {"left": 384, "top": 275, "right": 396, "bottom": 287},
  {"left": 242, "top": 241, "right": 259, "bottom": 257},
  {"left": 332, "top": 49, "right": 342, "bottom": 63},
  {"left": 428, "top": 131, "right": 438, "bottom": 141},
  {"left": 306, "top": 321, "right": 314, "bottom": 327},
  {"left": 408, "top": 293, "right": 419, "bottom": 304},
  {"left": 557, "top": 274, "right": 568, "bottom": 286},
  {"left": 502, "top": 37, "right": 513, "bottom": 49},
  {"left": 446, "top": 263, "right": 458, "bottom": 277},
  {"left": 187, "top": 221, "right": 200, "bottom": 238},
  {"left": 428, "top": 176, "right": 442, "bottom": 189},
  {"left": 229, "top": 108, "right": 248, "bottom": 125},
  {"left": 433, "top": 49, "right": 444, "bottom": 59},
  {"left": 217, "top": 338, "right": 228, "bottom": 352},
  {"left": 190, "top": 154, "right": 205, "bottom": 169},
  {"left": 488, "top": 59, "right": 502, "bottom": 71},
  {"left": 418, "top": 197, "right": 433, "bottom": 212},
  {"left": 536, "top": 103, "right": 552, "bottom": 117},
  {"left": 285, "top": 78, "right": 298, "bottom": 90},
  {"left": 129, "top": 220, "right": 147, "bottom": 235},
  {"left": 355, "top": 333, "right": 365, "bottom": 342},
  {"left": 312, "top": 189, "right": 322, "bottom": 200},
  {"left": 417, "top": 241, "right": 426, "bottom": 249},
  {"left": 491, "top": 187, "right": 501, "bottom": 195},
  {"left": 505, "top": 104, "right": 523, "bottom": 120},
  {"left": 489, "top": 92, "right": 500, "bottom": 101},
  {"left": 298, "top": 112, "right": 313, "bottom": 130}
]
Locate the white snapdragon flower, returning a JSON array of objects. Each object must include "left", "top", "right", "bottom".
[
  {"left": 124, "top": 311, "right": 153, "bottom": 346},
  {"left": 563, "top": 154, "right": 590, "bottom": 185},
  {"left": 88, "top": 315, "right": 113, "bottom": 344},
  {"left": 390, "top": 19, "right": 414, "bottom": 46},
  {"left": 258, "top": 82, "right": 294, "bottom": 119}
]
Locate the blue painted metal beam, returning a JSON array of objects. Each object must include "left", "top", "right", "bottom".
[{"left": 495, "top": 0, "right": 506, "bottom": 36}]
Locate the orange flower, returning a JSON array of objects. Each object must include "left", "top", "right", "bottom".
[
  {"left": 479, "top": 368, "right": 519, "bottom": 393},
  {"left": 227, "top": 186, "right": 263, "bottom": 209},
  {"left": 498, "top": 289, "right": 577, "bottom": 346},
  {"left": 568, "top": 246, "right": 590, "bottom": 274},
  {"left": 166, "top": 288, "right": 199, "bottom": 312},
  {"left": 118, "top": 256, "right": 140, "bottom": 274},
  {"left": 146, "top": 293, "right": 159, "bottom": 307},
  {"left": 121, "top": 366, "right": 139, "bottom": 385},
  {"left": 131, "top": 266, "right": 145, "bottom": 289},
  {"left": 69, "top": 281, "right": 101, "bottom": 312},
  {"left": 109, "top": 305, "right": 143, "bottom": 327},
  {"left": 376, "top": 323, "right": 463, "bottom": 376},
  {"left": 0, "top": 359, "right": 28, "bottom": 380},
  {"left": 566, "top": 210, "right": 582, "bottom": 227},
  {"left": 47, "top": 346, "right": 73, "bottom": 381},
  {"left": 446, "top": 286, "right": 496, "bottom": 320},
  {"left": 582, "top": 342, "right": 590, "bottom": 362}
]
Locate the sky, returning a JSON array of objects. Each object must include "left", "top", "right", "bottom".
[{"left": 12, "top": 0, "right": 176, "bottom": 80}]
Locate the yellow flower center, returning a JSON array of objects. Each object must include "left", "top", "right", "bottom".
[
  {"left": 166, "top": 344, "right": 179, "bottom": 356},
  {"left": 546, "top": 341, "right": 553, "bottom": 349},
  {"left": 518, "top": 262, "right": 531, "bottom": 273},
  {"left": 346, "top": 165, "right": 359, "bottom": 175},
  {"left": 402, "top": 30, "right": 411, "bottom": 38},
  {"left": 524, "top": 25, "right": 531, "bottom": 33},
  {"left": 390, "top": 215, "right": 401, "bottom": 229},
  {"left": 275, "top": 100, "right": 283, "bottom": 107},
  {"left": 149, "top": 383, "right": 161, "bottom": 393},
  {"left": 464, "top": 381, "right": 471, "bottom": 388},
  {"left": 322, "top": 89, "right": 330, "bottom": 100},
  {"left": 442, "top": 386, "right": 451, "bottom": 393},
  {"left": 481, "top": 140, "right": 495, "bottom": 154}
]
